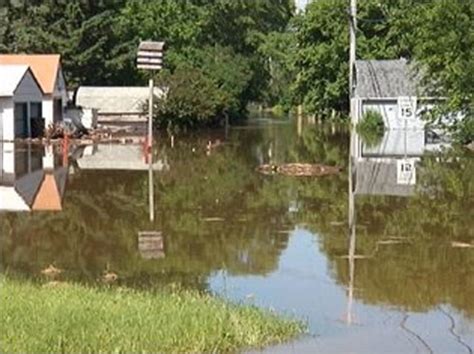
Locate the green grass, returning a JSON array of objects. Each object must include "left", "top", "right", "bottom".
[{"left": 0, "top": 277, "right": 304, "bottom": 353}]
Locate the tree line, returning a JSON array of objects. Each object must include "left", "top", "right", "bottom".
[{"left": 0, "top": 0, "right": 472, "bottom": 140}]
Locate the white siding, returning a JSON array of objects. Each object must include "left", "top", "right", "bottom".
[
  {"left": 42, "top": 97, "right": 54, "bottom": 127},
  {"left": 0, "top": 98, "right": 14, "bottom": 141}
]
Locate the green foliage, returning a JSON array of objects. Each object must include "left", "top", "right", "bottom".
[
  {"left": 0, "top": 277, "right": 304, "bottom": 353},
  {"left": 292, "top": 0, "right": 472, "bottom": 140},
  {"left": 356, "top": 110, "right": 385, "bottom": 147},
  {"left": 153, "top": 67, "right": 225, "bottom": 130}
]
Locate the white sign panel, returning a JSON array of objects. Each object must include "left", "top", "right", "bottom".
[
  {"left": 397, "top": 159, "right": 416, "bottom": 185},
  {"left": 398, "top": 96, "right": 417, "bottom": 121}
]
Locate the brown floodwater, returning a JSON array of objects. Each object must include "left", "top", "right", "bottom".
[{"left": 1, "top": 117, "right": 473, "bottom": 353}]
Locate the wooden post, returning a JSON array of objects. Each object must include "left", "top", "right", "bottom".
[{"left": 148, "top": 78, "right": 153, "bottom": 150}]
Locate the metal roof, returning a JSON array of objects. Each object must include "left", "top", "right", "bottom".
[
  {"left": 355, "top": 59, "right": 417, "bottom": 98},
  {"left": 76, "top": 86, "right": 164, "bottom": 115},
  {"left": 0, "top": 64, "right": 30, "bottom": 96}
]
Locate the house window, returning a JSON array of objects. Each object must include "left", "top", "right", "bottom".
[
  {"left": 30, "top": 102, "right": 44, "bottom": 138},
  {"left": 14, "top": 103, "right": 28, "bottom": 138}
]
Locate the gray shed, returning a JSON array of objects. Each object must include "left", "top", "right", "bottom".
[
  {"left": 352, "top": 59, "right": 424, "bottom": 129},
  {"left": 75, "top": 86, "right": 164, "bottom": 120}
]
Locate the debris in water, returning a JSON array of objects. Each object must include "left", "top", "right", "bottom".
[
  {"left": 202, "top": 217, "right": 225, "bottom": 222},
  {"left": 41, "top": 264, "right": 62, "bottom": 278},
  {"left": 257, "top": 163, "right": 340, "bottom": 177},
  {"left": 377, "top": 239, "right": 409, "bottom": 245},
  {"left": 451, "top": 241, "right": 474, "bottom": 248},
  {"left": 102, "top": 271, "right": 118, "bottom": 284}
]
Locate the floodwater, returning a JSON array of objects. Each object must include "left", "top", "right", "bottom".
[{"left": 1, "top": 117, "right": 473, "bottom": 353}]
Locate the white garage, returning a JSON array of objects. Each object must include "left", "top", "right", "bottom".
[{"left": 0, "top": 65, "right": 44, "bottom": 141}]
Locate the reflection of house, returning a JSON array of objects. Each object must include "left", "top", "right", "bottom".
[
  {"left": 75, "top": 86, "right": 164, "bottom": 121},
  {"left": 0, "top": 55, "right": 68, "bottom": 129},
  {"left": 0, "top": 65, "right": 44, "bottom": 140},
  {"left": 353, "top": 130, "right": 428, "bottom": 197},
  {"left": 76, "top": 144, "right": 169, "bottom": 171},
  {"left": 352, "top": 59, "right": 425, "bottom": 129},
  {"left": 0, "top": 143, "right": 67, "bottom": 212}
]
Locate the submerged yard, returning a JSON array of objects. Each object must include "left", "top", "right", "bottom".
[{"left": 0, "top": 277, "right": 304, "bottom": 353}]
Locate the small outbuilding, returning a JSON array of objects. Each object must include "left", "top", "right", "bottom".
[
  {"left": 75, "top": 86, "right": 164, "bottom": 121},
  {"left": 0, "top": 54, "right": 68, "bottom": 129},
  {"left": 0, "top": 65, "right": 44, "bottom": 140},
  {"left": 352, "top": 59, "right": 425, "bottom": 129}
]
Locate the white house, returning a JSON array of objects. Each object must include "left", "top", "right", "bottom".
[
  {"left": 0, "top": 65, "right": 44, "bottom": 140},
  {"left": 0, "top": 54, "right": 68, "bottom": 130}
]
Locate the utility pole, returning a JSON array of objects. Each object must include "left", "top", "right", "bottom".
[{"left": 349, "top": 0, "right": 357, "bottom": 120}]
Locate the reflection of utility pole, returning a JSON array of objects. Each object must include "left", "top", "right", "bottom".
[
  {"left": 349, "top": 0, "right": 357, "bottom": 120},
  {"left": 346, "top": 130, "right": 356, "bottom": 325}
]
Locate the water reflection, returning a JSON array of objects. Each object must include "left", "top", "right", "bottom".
[
  {"left": 1, "top": 122, "right": 473, "bottom": 353},
  {"left": 0, "top": 143, "right": 67, "bottom": 212}
]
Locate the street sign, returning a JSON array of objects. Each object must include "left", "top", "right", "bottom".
[
  {"left": 137, "top": 41, "right": 165, "bottom": 71},
  {"left": 397, "top": 159, "right": 416, "bottom": 185}
]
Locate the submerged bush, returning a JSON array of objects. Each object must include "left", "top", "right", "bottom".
[
  {"left": 153, "top": 67, "right": 225, "bottom": 130},
  {"left": 356, "top": 109, "right": 385, "bottom": 147}
]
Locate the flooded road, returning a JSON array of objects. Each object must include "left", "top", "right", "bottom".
[{"left": 1, "top": 118, "right": 473, "bottom": 353}]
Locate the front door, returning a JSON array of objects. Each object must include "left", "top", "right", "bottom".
[{"left": 14, "top": 103, "right": 28, "bottom": 138}]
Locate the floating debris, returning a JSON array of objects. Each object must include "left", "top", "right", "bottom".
[
  {"left": 330, "top": 221, "right": 345, "bottom": 226},
  {"left": 451, "top": 241, "right": 474, "bottom": 248},
  {"left": 377, "top": 239, "right": 409, "bottom": 245},
  {"left": 257, "top": 163, "right": 340, "bottom": 177},
  {"left": 102, "top": 271, "right": 118, "bottom": 284},
  {"left": 202, "top": 217, "right": 225, "bottom": 222},
  {"left": 41, "top": 264, "right": 62, "bottom": 278}
]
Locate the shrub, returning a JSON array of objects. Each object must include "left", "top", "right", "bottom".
[{"left": 356, "top": 109, "right": 385, "bottom": 147}]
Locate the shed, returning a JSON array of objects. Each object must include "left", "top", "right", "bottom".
[
  {"left": 75, "top": 86, "right": 164, "bottom": 121},
  {"left": 0, "top": 65, "right": 44, "bottom": 140},
  {"left": 352, "top": 59, "right": 424, "bottom": 129},
  {"left": 0, "top": 54, "right": 68, "bottom": 129}
]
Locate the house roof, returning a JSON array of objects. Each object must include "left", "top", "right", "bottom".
[
  {"left": 76, "top": 86, "right": 164, "bottom": 115},
  {"left": 0, "top": 65, "right": 30, "bottom": 96},
  {"left": 0, "top": 54, "right": 61, "bottom": 94},
  {"left": 355, "top": 59, "right": 417, "bottom": 98}
]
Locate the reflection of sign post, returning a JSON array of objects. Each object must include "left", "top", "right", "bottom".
[
  {"left": 138, "top": 231, "right": 165, "bottom": 259},
  {"left": 397, "top": 159, "right": 416, "bottom": 185}
]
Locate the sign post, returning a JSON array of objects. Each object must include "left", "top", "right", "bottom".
[
  {"left": 137, "top": 40, "right": 165, "bottom": 149},
  {"left": 137, "top": 41, "right": 165, "bottom": 222}
]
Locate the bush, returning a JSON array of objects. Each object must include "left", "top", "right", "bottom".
[
  {"left": 153, "top": 67, "right": 226, "bottom": 130},
  {"left": 356, "top": 110, "right": 385, "bottom": 147}
]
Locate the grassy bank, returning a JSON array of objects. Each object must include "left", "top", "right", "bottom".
[{"left": 0, "top": 277, "right": 304, "bottom": 353}]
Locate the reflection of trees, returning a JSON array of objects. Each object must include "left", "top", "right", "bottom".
[
  {"left": 3, "top": 123, "right": 472, "bottom": 317},
  {"left": 320, "top": 149, "right": 474, "bottom": 316}
]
